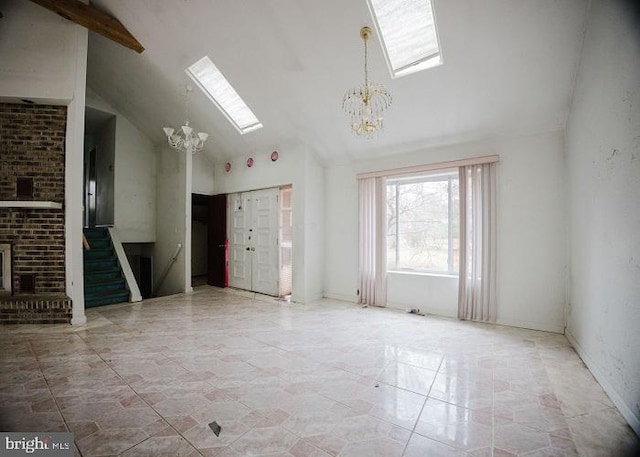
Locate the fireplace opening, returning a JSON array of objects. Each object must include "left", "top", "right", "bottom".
[
  {"left": 19, "top": 274, "right": 35, "bottom": 294},
  {"left": 16, "top": 177, "right": 34, "bottom": 200}
]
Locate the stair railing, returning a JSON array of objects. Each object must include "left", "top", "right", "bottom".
[
  {"left": 153, "top": 243, "right": 183, "bottom": 297},
  {"left": 107, "top": 227, "right": 142, "bottom": 302}
]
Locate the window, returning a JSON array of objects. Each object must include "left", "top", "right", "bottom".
[
  {"left": 386, "top": 170, "right": 459, "bottom": 274},
  {"left": 367, "top": 0, "right": 442, "bottom": 78},
  {"left": 186, "top": 56, "right": 263, "bottom": 134}
]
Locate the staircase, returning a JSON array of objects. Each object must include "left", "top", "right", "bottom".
[{"left": 83, "top": 228, "right": 130, "bottom": 308}]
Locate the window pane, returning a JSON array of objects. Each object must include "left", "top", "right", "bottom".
[
  {"left": 186, "top": 56, "right": 263, "bottom": 134},
  {"left": 386, "top": 172, "right": 459, "bottom": 274},
  {"left": 398, "top": 180, "right": 448, "bottom": 271},
  {"left": 368, "top": 0, "right": 441, "bottom": 77}
]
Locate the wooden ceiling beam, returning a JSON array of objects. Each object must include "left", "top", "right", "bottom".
[{"left": 27, "top": 0, "right": 144, "bottom": 53}]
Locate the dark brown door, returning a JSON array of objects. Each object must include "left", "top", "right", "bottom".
[{"left": 208, "top": 194, "right": 228, "bottom": 287}]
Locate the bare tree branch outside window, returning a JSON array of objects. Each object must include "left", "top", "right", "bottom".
[{"left": 386, "top": 173, "right": 460, "bottom": 273}]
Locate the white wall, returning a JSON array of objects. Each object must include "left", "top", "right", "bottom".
[
  {"left": 154, "top": 146, "right": 188, "bottom": 296},
  {"left": 192, "top": 153, "right": 215, "bottom": 195},
  {"left": 86, "top": 89, "right": 157, "bottom": 242},
  {"left": 564, "top": 0, "right": 640, "bottom": 435},
  {"left": 324, "top": 130, "right": 567, "bottom": 333},
  {"left": 213, "top": 147, "right": 324, "bottom": 303},
  {"left": 387, "top": 273, "right": 458, "bottom": 317},
  {"left": 114, "top": 115, "right": 156, "bottom": 242},
  {"left": 0, "top": 1, "right": 79, "bottom": 103},
  {"left": 303, "top": 150, "right": 325, "bottom": 301},
  {"left": 323, "top": 165, "right": 359, "bottom": 302},
  {"left": 497, "top": 132, "right": 566, "bottom": 332}
]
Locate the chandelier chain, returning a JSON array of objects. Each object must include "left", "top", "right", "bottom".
[
  {"left": 363, "top": 30, "right": 369, "bottom": 96},
  {"left": 162, "top": 85, "right": 208, "bottom": 153},
  {"left": 184, "top": 86, "right": 191, "bottom": 126}
]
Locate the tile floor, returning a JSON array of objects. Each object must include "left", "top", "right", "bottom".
[{"left": 1, "top": 287, "right": 638, "bottom": 457}]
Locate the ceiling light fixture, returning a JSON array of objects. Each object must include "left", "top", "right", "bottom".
[
  {"left": 163, "top": 85, "right": 208, "bottom": 154},
  {"left": 342, "top": 26, "right": 392, "bottom": 138}
]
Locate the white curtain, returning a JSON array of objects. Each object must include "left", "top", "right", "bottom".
[
  {"left": 358, "top": 176, "right": 387, "bottom": 306},
  {"left": 458, "top": 163, "right": 497, "bottom": 322}
]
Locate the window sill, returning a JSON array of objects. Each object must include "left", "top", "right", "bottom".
[{"left": 387, "top": 270, "right": 458, "bottom": 279}]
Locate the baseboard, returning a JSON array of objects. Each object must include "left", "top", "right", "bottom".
[
  {"left": 495, "top": 317, "right": 564, "bottom": 334},
  {"left": 386, "top": 301, "right": 457, "bottom": 318},
  {"left": 323, "top": 292, "right": 357, "bottom": 303},
  {"left": 565, "top": 328, "right": 640, "bottom": 437}
]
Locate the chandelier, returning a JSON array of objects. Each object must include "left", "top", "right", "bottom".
[
  {"left": 163, "top": 86, "right": 208, "bottom": 154},
  {"left": 342, "top": 26, "right": 392, "bottom": 138}
]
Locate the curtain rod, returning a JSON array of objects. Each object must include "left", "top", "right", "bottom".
[{"left": 356, "top": 154, "right": 500, "bottom": 180}]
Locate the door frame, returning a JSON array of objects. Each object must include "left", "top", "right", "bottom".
[{"left": 227, "top": 186, "right": 282, "bottom": 296}]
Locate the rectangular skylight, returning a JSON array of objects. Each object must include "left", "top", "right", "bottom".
[
  {"left": 186, "top": 56, "right": 262, "bottom": 134},
  {"left": 367, "top": 0, "right": 442, "bottom": 78}
]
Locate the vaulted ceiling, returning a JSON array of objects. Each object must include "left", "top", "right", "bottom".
[{"left": 86, "top": 0, "right": 589, "bottom": 165}]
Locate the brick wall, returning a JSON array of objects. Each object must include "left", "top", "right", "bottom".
[{"left": 0, "top": 103, "right": 67, "bottom": 299}]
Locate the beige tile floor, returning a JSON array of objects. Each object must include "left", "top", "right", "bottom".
[{"left": 1, "top": 286, "right": 638, "bottom": 456}]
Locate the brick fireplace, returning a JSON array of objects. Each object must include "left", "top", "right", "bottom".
[{"left": 0, "top": 103, "right": 72, "bottom": 323}]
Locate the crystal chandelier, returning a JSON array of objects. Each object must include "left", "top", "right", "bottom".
[
  {"left": 342, "top": 26, "right": 392, "bottom": 138},
  {"left": 163, "top": 86, "right": 209, "bottom": 154}
]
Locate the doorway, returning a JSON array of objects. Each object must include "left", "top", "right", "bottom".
[
  {"left": 278, "top": 186, "right": 292, "bottom": 297},
  {"left": 86, "top": 147, "right": 97, "bottom": 227},
  {"left": 228, "top": 187, "right": 280, "bottom": 296},
  {"left": 191, "top": 194, "right": 209, "bottom": 286},
  {"left": 84, "top": 107, "right": 116, "bottom": 228},
  {"left": 191, "top": 194, "right": 228, "bottom": 288}
]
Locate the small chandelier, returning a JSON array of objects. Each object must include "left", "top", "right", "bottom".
[
  {"left": 163, "top": 86, "right": 209, "bottom": 154},
  {"left": 342, "top": 26, "right": 392, "bottom": 138}
]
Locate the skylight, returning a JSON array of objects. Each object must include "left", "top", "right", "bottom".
[
  {"left": 367, "top": 0, "right": 442, "bottom": 78},
  {"left": 186, "top": 56, "right": 263, "bottom": 134}
]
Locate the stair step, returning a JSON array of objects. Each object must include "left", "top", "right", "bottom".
[
  {"left": 86, "top": 239, "right": 110, "bottom": 250},
  {"left": 85, "top": 268, "right": 122, "bottom": 281},
  {"left": 84, "top": 258, "right": 118, "bottom": 269},
  {"left": 84, "top": 248, "right": 113, "bottom": 259},
  {"left": 84, "top": 278, "right": 126, "bottom": 293},
  {"left": 85, "top": 287, "right": 128, "bottom": 299},
  {"left": 85, "top": 290, "right": 130, "bottom": 308},
  {"left": 83, "top": 228, "right": 130, "bottom": 308}
]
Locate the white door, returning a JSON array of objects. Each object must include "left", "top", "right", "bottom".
[
  {"left": 251, "top": 188, "right": 279, "bottom": 296},
  {"left": 227, "top": 188, "right": 280, "bottom": 295},
  {"left": 228, "top": 192, "right": 251, "bottom": 291}
]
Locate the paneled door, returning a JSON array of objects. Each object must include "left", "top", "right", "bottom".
[
  {"left": 251, "top": 188, "right": 279, "bottom": 296},
  {"left": 228, "top": 192, "right": 251, "bottom": 291},
  {"left": 228, "top": 188, "right": 279, "bottom": 295}
]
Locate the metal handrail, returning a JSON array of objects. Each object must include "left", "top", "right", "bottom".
[{"left": 152, "top": 243, "right": 183, "bottom": 297}]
